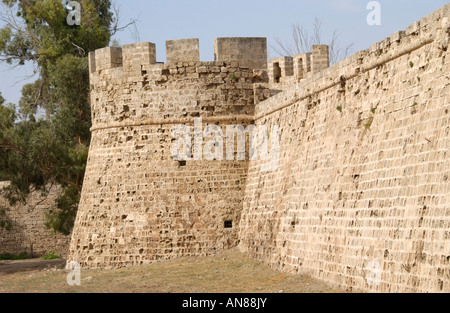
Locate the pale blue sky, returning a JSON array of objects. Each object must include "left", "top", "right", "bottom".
[{"left": 0, "top": 0, "right": 448, "bottom": 104}]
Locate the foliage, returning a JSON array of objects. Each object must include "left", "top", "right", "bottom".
[
  {"left": 45, "top": 185, "right": 80, "bottom": 235},
  {"left": 0, "top": 0, "right": 113, "bottom": 65},
  {"left": 0, "top": 93, "right": 14, "bottom": 181},
  {"left": 41, "top": 251, "right": 60, "bottom": 260},
  {"left": 0, "top": 0, "right": 122, "bottom": 235},
  {"left": 0, "top": 252, "right": 29, "bottom": 260},
  {"left": 0, "top": 206, "right": 13, "bottom": 231}
]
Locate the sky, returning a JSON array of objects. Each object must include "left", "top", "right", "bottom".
[{"left": 0, "top": 0, "right": 448, "bottom": 105}]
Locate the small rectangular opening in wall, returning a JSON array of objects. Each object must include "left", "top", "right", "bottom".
[
  {"left": 273, "top": 62, "right": 281, "bottom": 83},
  {"left": 178, "top": 161, "right": 187, "bottom": 167},
  {"left": 224, "top": 220, "right": 233, "bottom": 229}
]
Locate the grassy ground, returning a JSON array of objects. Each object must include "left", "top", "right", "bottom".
[{"left": 0, "top": 248, "right": 343, "bottom": 293}]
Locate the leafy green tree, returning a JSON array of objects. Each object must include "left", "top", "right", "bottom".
[
  {"left": 0, "top": 92, "right": 14, "bottom": 181},
  {"left": 0, "top": 0, "right": 126, "bottom": 235}
]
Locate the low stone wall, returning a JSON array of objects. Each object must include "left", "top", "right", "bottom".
[{"left": 0, "top": 182, "right": 70, "bottom": 258}]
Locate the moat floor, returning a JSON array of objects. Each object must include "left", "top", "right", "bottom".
[{"left": 0, "top": 248, "right": 343, "bottom": 293}]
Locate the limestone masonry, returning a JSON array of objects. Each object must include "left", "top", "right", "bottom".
[
  {"left": 0, "top": 182, "right": 70, "bottom": 257},
  {"left": 63, "top": 4, "right": 449, "bottom": 293}
]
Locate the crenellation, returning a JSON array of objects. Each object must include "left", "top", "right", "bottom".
[
  {"left": 94, "top": 46, "right": 123, "bottom": 72},
  {"left": 122, "top": 42, "right": 157, "bottom": 72},
  {"left": 214, "top": 37, "right": 268, "bottom": 70},
  {"left": 311, "top": 44, "right": 330, "bottom": 74},
  {"left": 166, "top": 38, "right": 200, "bottom": 64},
  {"left": 391, "top": 30, "right": 406, "bottom": 43},
  {"left": 268, "top": 56, "right": 294, "bottom": 84},
  {"left": 293, "top": 54, "right": 306, "bottom": 80}
]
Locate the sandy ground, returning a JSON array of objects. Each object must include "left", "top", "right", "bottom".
[{"left": 0, "top": 248, "right": 344, "bottom": 293}]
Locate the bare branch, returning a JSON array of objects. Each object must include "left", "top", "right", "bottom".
[
  {"left": 271, "top": 18, "right": 355, "bottom": 64},
  {"left": 315, "top": 18, "right": 323, "bottom": 45},
  {"left": 109, "top": 1, "right": 140, "bottom": 40},
  {"left": 71, "top": 42, "right": 86, "bottom": 57}
]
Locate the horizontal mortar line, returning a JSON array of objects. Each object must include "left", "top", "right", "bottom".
[
  {"left": 90, "top": 115, "right": 255, "bottom": 132},
  {"left": 255, "top": 36, "right": 436, "bottom": 121}
]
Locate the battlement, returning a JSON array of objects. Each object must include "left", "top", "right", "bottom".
[
  {"left": 166, "top": 38, "right": 200, "bottom": 63},
  {"left": 89, "top": 37, "right": 268, "bottom": 75},
  {"left": 268, "top": 45, "right": 329, "bottom": 84},
  {"left": 214, "top": 37, "right": 268, "bottom": 70},
  {"left": 89, "top": 42, "right": 156, "bottom": 73}
]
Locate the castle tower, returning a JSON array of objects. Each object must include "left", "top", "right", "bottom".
[{"left": 67, "top": 38, "right": 267, "bottom": 268}]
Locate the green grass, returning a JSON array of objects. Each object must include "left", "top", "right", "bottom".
[
  {"left": 41, "top": 251, "right": 60, "bottom": 260},
  {"left": 0, "top": 252, "right": 30, "bottom": 261}
]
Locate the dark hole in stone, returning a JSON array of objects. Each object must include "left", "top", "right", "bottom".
[
  {"left": 179, "top": 161, "right": 186, "bottom": 167},
  {"left": 224, "top": 220, "right": 233, "bottom": 229},
  {"left": 273, "top": 62, "right": 281, "bottom": 83}
]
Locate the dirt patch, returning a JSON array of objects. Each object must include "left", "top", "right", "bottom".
[
  {"left": 0, "top": 259, "right": 66, "bottom": 275},
  {"left": 0, "top": 248, "right": 344, "bottom": 293}
]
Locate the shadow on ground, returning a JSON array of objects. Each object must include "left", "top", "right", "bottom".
[{"left": 0, "top": 259, "right": 66, "bottom": 275}]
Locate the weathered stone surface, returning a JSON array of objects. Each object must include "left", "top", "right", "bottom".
[
  {"left": 239, "top": 5, "right": 450, "bottom": 293},
  {"left": 69, "top": 41, "right": 262, "bottom": 269},
  {"left": 166, "top": 38, "right": 200, "bottom": 64},
  {"left": 0, "top": 182, "right": 70, "bottom": 257},
  {"left": 214, "top": 37, "right": 268, "bottom": 70},
  {"left": 66, "top": 4, "right": 449, "bottom": 294}
]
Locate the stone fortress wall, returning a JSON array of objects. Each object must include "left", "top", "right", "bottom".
[
  {"left": 0, "top": 182, "right": 70, "bottom": 257},
  {"left": 60, "top": 4, "right": 448, "bottom": 292},
  {"left": 239, "top": 5, "right": 450, "bottom": 293}
]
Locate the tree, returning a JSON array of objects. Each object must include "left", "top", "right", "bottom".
[
  {"left": 271, "top": 18, "right": 355, "bottom": 65},
  {"left": 0, "top": 92, "right": 14, "bottom": 181},
  {"left": 0, "top": 0, "right": 131, "bottom": 235}
]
